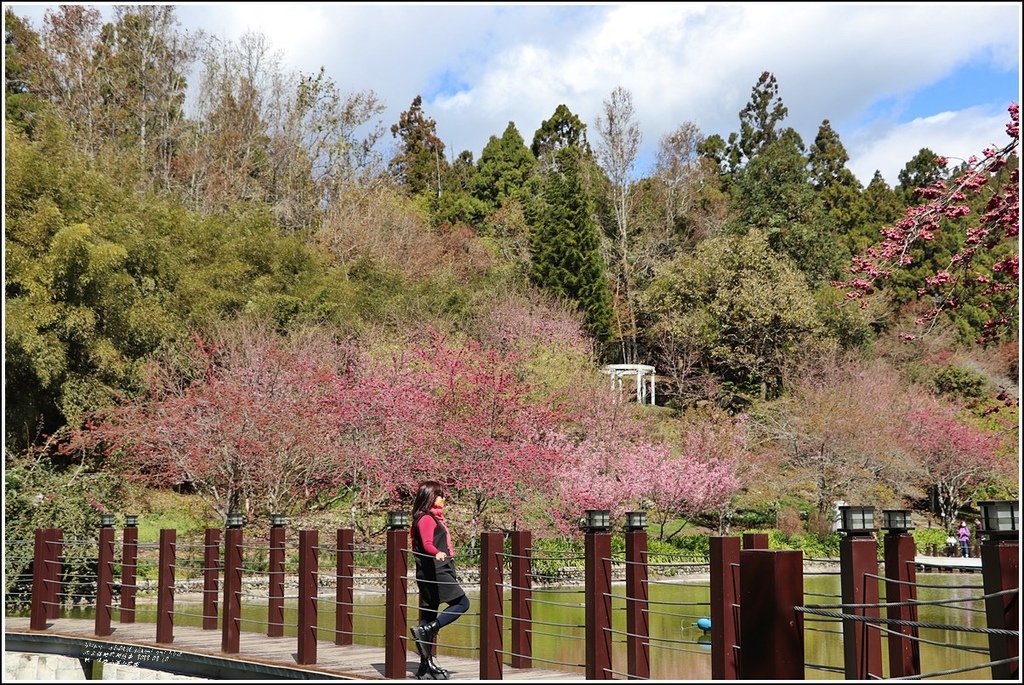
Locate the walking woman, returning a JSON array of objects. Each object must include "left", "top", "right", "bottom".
[{"left": 409, "top": 480, "right": 470, "bottom": 680}]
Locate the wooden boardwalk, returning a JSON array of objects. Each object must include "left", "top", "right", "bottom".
[{"left": 4, "top": 617, "right": 585, "bottom": 681}]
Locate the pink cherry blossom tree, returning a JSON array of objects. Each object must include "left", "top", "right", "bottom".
[
  {"left": 835, "top": 103, "right": 1019, "bottom": 345},
  {"left": 66, "top": 320, "right": 354, "bottom": 525},
  {"left": 899, "top": 403, "right": 1014, "bottom": 531}
]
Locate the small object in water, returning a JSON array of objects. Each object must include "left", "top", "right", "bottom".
[{"left": 694, "top": 617, "right": 711, "bottom": 631}]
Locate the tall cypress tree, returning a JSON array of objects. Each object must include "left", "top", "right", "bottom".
[{"left": 529, "top": 146, "right": 613, "bottom": 341}]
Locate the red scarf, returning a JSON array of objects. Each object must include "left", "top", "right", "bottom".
[{"left": 430, "top": 503, "right": 453, "bottom": 556}]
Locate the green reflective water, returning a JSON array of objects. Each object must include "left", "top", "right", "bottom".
[{"left": 57, "top": 572, "right": 993, "bottom": 680}]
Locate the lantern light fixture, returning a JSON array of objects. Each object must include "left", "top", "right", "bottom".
[
  {"left": 624, "top": 511, "right": 648, "bottom": 532},
  {"left": 124, "top": 514, "right": 138, "bottom": 528},
  {"left": 838, "top": 505, "right": 877, "bottom": 536},
  {"left": 584, "top": 509, "right": 611, "bottom": 532},
  {"left": 979, "top": 500, "right": 1019, "bottom": 539},
  {"left": 881, "top": 509, "right": 914, "bottom": 533},
  {"left": 270, "top": 513, "right": 286, "bottom": 528},
  {"left": 388, "top": 511, "right": 410, "bottom": 530},
  {"left": 226, "top": 511, "right": 245, "bottom": 529},
  {"left": 100, "top": 513, "right": 116, "bottom": 528}
]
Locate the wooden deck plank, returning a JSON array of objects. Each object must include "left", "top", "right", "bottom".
[{"left": 4, "top": 617, "right": 584, "bottom": 681}]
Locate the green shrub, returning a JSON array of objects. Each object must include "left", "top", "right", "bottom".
[{"left": 912, "top": 527, "right": 952, "bottom": 555}]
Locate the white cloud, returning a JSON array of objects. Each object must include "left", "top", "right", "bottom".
[{"left": 848, "top": 106, "right": 1016, "bottom": 187}]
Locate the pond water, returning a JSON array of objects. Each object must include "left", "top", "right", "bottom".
[{"left": 55, "top": 572, "right": 993, "bottom": 680}]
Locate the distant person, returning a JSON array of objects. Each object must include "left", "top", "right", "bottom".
[
  {"left": 409, "top": 480, "right": 470, "bottom": 680},
  {"left": 957, "top": 520, "right": 971, "bottom": 558},
  {"left": 945, "top": 533, "right": 957, "bottom": 557}
]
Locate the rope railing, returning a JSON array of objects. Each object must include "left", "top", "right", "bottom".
[{"left": 6, "top": 527, "right": 1018, "bottom": 682}]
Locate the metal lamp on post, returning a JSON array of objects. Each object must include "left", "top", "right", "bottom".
[
  {"left": 979, "top": 500, "right": 1019, "bottom": 539},
  {"left": 838, "top": 504, "right": 882, "bottom": 679},
  {"left": 268, "top": 513, "right": 287, "bottom": 638},
  {"left": 624, "top": 511, "right": 647, "bottom": 533},
  {"left": 96, "top": 512, "right": 117, "bottom": 636},
  {"left": 623, "top": 511, "right": 651, "bottom": 678},
  {"left": 384, "top": 509, "right": 410, "bottom": 677},
  {"left": 583, "top": 509, "right": 611, "bottom": 532},
  {"left": 978, "top": 500, "right": 1019, "bottom": 679},
  {"left": 881, "top": 509, "right": 920, "bottom": 677},
  {"left": 387, "top": 510, "right": 410, "bottom": 530},
  {"left": 881, "top": 509, "right": 913, "bottom": 534},
  {"left": 583, "top": 509, "right": 613, "bottom": 679},
  {"left": 222, "top": 511, "right": 245, "bottom": 653},
  {"left": 121, "top": 513, "right": 139, "bottom": 624},
  {"left": 838, "top": 505, "right": 877, "bottom": 536}
]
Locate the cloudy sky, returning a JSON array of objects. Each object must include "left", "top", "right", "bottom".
[{"left": 9, "top": 3, "right": 1021, "bottom": 186}]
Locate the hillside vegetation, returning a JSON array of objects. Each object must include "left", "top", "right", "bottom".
[{"left": 4, "top": 7, "right": 1018, "bottom": 557}]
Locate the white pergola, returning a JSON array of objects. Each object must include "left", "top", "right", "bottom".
[{"left": 601, "top": 364, "right": 657, "bottom": 405}]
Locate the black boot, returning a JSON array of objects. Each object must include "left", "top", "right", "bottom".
[
  {"left": 415, "top": 658, "right": 437, "bottom": 680},
  {"left": 411, "top": 619, "right": 441, "bottom": 661},
  {"left": 426, "top": 654, "right": 449, "bottom": 680}
]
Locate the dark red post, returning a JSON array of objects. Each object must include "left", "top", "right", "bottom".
[
  {"left": 510, "top": 530, "right": 532, "bottom": 669},
  {"left": 981, "top": 536, "right": 1019, "bottom": 680},
  {"left": 94, "top": 523, "right": 115, "bottom": 636},
  {"left": 738, "top": 549, "right": 804, "bottom": 679},
  {"left": 268, "top": 521, "right": 286, "bottom": 638},
  {"left": 840, "top": 535, "right": 882, "bottom": 679},
  {"left": 883, "top": 531, "right": 920, "bottom": 677},
  {"left": 624, "top": 525, "right": 650, "bottom": 679},
  {"left": 297, "top": 529, "right": 319, "bottom": 665},
  {"left": 742, "top": 532, "right": 768, "bottom": 550},
  {"left": 480, "top": 532, "right": 504, "bottom": 680},
  {"left": 336, "top": 528, "right": 355, "bottom": 646},
  {"left": 30, "top": 528, "right": 51, "bottom": 629},
  {"left": 44, "top": 529, "right": 62, "bottom": 619},
  {"left": 585, "top": 526, "right": 613, "bottom": 680},
  {"left": 710, "top": 536, "right": 741, "bottom": 679},
  {"left": 120, "top": 522, "right": 138, "bottom": 624},
  {"left": 384, "top": 525, "right": 409, "bottom": 679},
  {"left": 202, "top": 528, "right": 220, "bottom": 630},
  {"left": 221, "top": 523, "right": 243, "bottom": 653},
  {"left": 156, "top": 529, "right": 175, "bottom": 644}
]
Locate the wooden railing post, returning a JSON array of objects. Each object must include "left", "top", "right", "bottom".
[
  {"left": 510, "top": 530, "right": 532, "bottom": 669},
  {"left": 585, "top": 526, "right": 613, "bottom": 680},
  {"left": 94, "top": 523, "right": 115, "bottom": 636},
  {"left": 268, "top": 521, "right": 286, "bottom": 638},
  {"left": 710, "top": 536, "right": 741, "bottom": 679},
  {"left": 624, "top": 525, "right": 650, "bottom": 679},
  {"left": 221, "top": 523, "right": 243, "bottom": 653},
  {"left": 480, "top": 532, "right": 504, "bottom": 680},
  {"left": 384, "top": 524, "right": 409, "bottom": 679},
  {"left": 297, "top": 529, "right": 319, "bottom": 665},
  {"left": 29, "top": 529, "right": 54, "bottom": 629},
  {"left": 202, "top": 528, "right": 220, "bottom": 630},
  {"left": 883, "top": 531, "right": 920, "bottom": 677},
  {"left": 981, "top": 536, "right": 1019, "bottom": 680},
  {"left": 336, "top": 528, "right": 355, "bottom": 646},
  {"left": 120, "top": 522, "right": 138, "bottom": 624},
  {"left": 156, "top": 529, "right": 175, "bottom": 644},
  {"left": 742, "top": 532, "right": 768, "bottom": 550},
  {"left": 45, "top": 529, "right": 62, "bottom": 619},
  {"left": 840, "top": 535, "right": 882, "bottom": 679},
  {"left": 738, "top": 549, "right": 804, "bottom": 679}
]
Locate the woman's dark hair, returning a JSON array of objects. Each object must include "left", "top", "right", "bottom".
[{"left": 412, "top": 480, "right": 444, "bottom": 517}]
